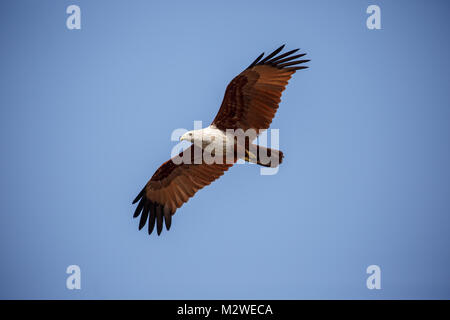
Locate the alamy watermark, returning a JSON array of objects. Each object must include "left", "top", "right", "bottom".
[
  {"left": 366, "top": 265, "right": 381, "bottom": 290},
  {"left": 66, "top": 265, "right": 81, "bottom": 290},
  {"left": 66, "top": 5, "right": 81, "bottom": 30},
  {"left": 170, "top": 121, "right": 282, "bottom": 175},
  {"left": 366, "top": 5, "right": 381, "bottom": 30}
]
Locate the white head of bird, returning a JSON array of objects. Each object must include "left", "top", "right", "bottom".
[
  {"left": 180, "top": 131, "right": 195, "bottom": 143},
  {"left": 180, "top": 126, "right": 229, "bottom": 149}
]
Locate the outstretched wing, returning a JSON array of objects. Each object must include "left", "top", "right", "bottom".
[
  {"left": 132, "top": 145, "right": 233, "bottom": 236},
  {"left": 212, "top": 45, "right": 309, "bottom": 133}
]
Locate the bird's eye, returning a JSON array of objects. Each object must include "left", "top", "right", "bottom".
[{"left": 189, "top": 133, "right": 192, "bottom": 136}]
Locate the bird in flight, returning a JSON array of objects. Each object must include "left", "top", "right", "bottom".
[{"left": 132, "top": 45, "right": 309, "bottom": 235}]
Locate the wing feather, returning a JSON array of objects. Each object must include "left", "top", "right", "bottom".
[
  {"left": 132, "top": 46, "right": 309, "bottom": 235},
  {"left": 132, "top": 145, "right": 233, "bottom": 235},
  {"left": 212, "top": 46, "right": 309, "bottom": 133}
]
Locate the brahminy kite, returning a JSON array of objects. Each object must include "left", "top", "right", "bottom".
[{"left": 132, "top": 45, "right": 309, "bottom": 235}]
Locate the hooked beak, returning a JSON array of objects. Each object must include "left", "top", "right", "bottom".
[{"left": 180, "top": 134, "right": 186, "bottom": 142}]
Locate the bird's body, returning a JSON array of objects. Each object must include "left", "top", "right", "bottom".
[
  {"left": 181, "top": 125, "right": 249, "bottom": 162},
  {"left": 182, "top": 125, "right": 230, "bottom": 152},
  {"left": 132, "top": 45, "right": 309, "bottom": 235}
]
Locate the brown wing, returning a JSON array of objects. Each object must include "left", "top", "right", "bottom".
[
  {"left": 132, "top": 145, "right": 233, "bottom": 236},
  {"left": 212, "top": 45, "right": 309, "bottom": 133}
]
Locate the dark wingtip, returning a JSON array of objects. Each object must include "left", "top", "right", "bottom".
[
  {"left": 132, "top": 186, "right": 145, "bottom": 204},
  {"left": 164, "top": 212, "right": 172, "bottom": 231},
  {"left": 133, "top": 197, "right": 145, "bottom": 218},
  {"left": 148, "top": 202, "right": 156, "bottom": 235},
  {"left": 277, "top": 59, "right": 310, "bottom": 68},
  {"left": 156, "top": 204, "right": 164, "bottom": 236},
  {"left": 133, "top": 188, "right": 176, "bottom": 235},
  {"left": 287, "top": 66, "right": 309, "bottom": 71},
  {"left": 247, "top": 52, "right": 265, "bottom": 69},
  {"left": 247, "top": 46, "right": 308, "bottom": 71},
  {"left": 259, "top": 45, "right": 285, "bottom": 64},
  {"left": 138, "top": 202, "right": 150, "bottom": 230}
]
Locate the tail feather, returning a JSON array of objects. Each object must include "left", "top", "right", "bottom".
[{"left": 245, "top": 144, "right": 284, "bottom": 167}]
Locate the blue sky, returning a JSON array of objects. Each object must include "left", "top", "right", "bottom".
[{"left": 1, "top": 0, "right": 450, "bottom": 299}]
